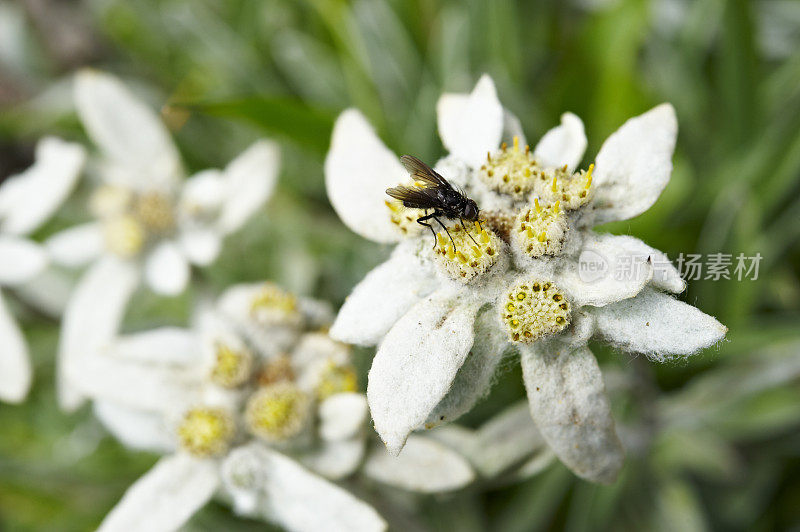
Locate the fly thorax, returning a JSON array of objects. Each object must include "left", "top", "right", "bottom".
[
  {"left": 433, "top": 221, "right": 502, "bottom": 283},
  {"left": 478, "top": 136, "right": 542, "bottom": 198},
  {"left": 501, "top": 278, "right": 571, "bottom": 343},
  {"left": 511, "top": 198, "right": 569, "bottom": 258}
]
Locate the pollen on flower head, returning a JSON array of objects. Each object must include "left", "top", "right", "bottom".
[
  {"left": 385, "top": 199, "right": 423, "bottom": 236},
  {"left": 478, "top": 136, "right": 541, "bottom": 198},
  {"left": 245, "top": 382, "right": 311, "bottom": 443},
  {"left": 501, "top": 278, "right": 571, "bottom": 343},
  {"left": 257, "top": 354, "right": 295, "bottom": 386},
  {"left": 103, "top": 215, "right": 145, "bottom": 258},
  {"left": 315, "top": 361, "right": 358, "bottom": 400},
  {"left": 433, "top": 221, "right": 502, "bottom": 282},
  {"left": 210, "top": 342, "right": 253, "bottom": 388},
  {"left": 511, "top": 198, "right": 568, "bottom": 257},
  {"left": 135, "top": 192, "right": 175, "bottom": 234},
  {"left": 249, "top": 282, "right": 301, "bottom": 326},
  {"left": 177, "top": 407, "right": 235, "bottom": 457},
  {"left": 535, "top": 164, "right": 594, "bottom": 211}
]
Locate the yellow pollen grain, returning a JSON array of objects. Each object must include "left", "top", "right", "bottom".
[{"left": 433, "top": 223, "right": 502, "bottom": 283}]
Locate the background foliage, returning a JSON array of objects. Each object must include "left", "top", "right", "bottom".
[{"left": 1, "top": 0, "right": 799, "bottom": 530}]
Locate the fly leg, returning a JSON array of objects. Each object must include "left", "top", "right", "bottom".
[
  {"left": 460, "top": 218, "right": 479, "bottom": 246},
  {"left": 417, "top": 211, "right": 455, "bottom": 250},
  {"left": 416, "top": 211, "right": 437, "bottom": 244}
]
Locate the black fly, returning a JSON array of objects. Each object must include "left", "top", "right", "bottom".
[{"left": 386, "top": 155, "right": 481, "bottom": 248}]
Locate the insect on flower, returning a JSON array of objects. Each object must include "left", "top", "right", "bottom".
[{"left": 386, "top": 155, "right": 481, "bottom": 248}]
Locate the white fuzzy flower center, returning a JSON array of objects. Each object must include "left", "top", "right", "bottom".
[
  {"left": 501, "top": 278, "right": 571, "bottom": 343},
  {"left": 177, "top": 407, "right": 235, "bottom": 457},
  {"left": 249, "top": 282, "right": 301, "bottom": 326},
  {"left": 536, "top": 164, "right": 594, "bottom": 211},
  {"left": 91, "top": 185, "right": 176, "bottom": 258},
  {"left": 210, "top": 342, "right": 254, "bottom": 388},
  {"left": 245, "top": 382, "right": 312, "bottom": 442},
  {"left": 315, "top": 360, "right": 358, "bottom": 400},
  {"left": 511, "top": 198, "right": 568, "bottom": 257},
  {"left": 433, "top": 221, "right": 502, "bottom": 282},
  {"left": 478, "top": 136, "right": 541, "bottom": 197}
]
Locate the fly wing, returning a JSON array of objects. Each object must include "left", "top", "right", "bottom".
[
  {"left": 400, "top": 155, "right": 451, "bottom": 188},
  {"left": 386, "top": 185, "right": 440, "bottom": 210}
]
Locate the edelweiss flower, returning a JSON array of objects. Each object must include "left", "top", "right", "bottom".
[
  {"left": 0, "top": 137, "right": 85, "bottom": 402},
  {"left": 72, "top": 282, "right": 473, "bottom": 532},
  {"left": 325, "top": 75, "right": 727, "bottom": 483},
  {"left": 50, "top": 70, "right": 279, "bottom": 410}
]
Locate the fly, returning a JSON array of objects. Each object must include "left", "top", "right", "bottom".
[{"left": 386, "top": 155, "right": 481, "bottom": 248}]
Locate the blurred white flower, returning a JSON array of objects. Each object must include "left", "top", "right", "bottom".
[
  {"left": 0, "top": 137, "right": 85, "bottom": 402},
  {"left": 51, "top": 70, "right": 279, "bottom": 410},
  {"left": 325, "top": 75, "right": 726, "bottom": 483},
  {"left": 71, "top": 282, "right": 473, "bottom": 532}
]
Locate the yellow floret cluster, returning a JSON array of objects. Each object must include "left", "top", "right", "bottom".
[
  {"left": 245, "top": 382, "right": 312, "bottom": 443},
  {"left": 478, "top": 136, "right": 542, "bottom": 197},
  {"left": 501, "top": 278, "right": 571, "bottom": 343},
  {"left": 536, "top": 164, "right": 594, "bottom": 211},
  {"left": 177, "top": 407, "right": 235, "bottom": 457},
  {"left": 433, "top": 222, "right": 502, "bottom": 282},
  {"left": 511, "top": 198, "right": 568, "bottom": 257},
  {"left": 210, "top": 342, "right": 254, "bottom": 388}
]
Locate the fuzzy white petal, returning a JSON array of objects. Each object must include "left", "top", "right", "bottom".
[
  {"left": 179, "top": 169, "right": 225, "bottom": 215},
  {"left": 217, "top": 140, "right": 279, "bottom": 234},
  {"left": 533, "top": 113, "right": 587, "bottom": 170},
  {"left": 368, "top": 291, "right": 480, "bottom": 455},
  {"left": 98, "top": 454, "right": 218, "bottom": 532},
  {"left": 0, "top": 137, "right": 86, "bottom": 235},
  {"left": 0, "top": 236, "right": 47, "bottom": 286},
  {"left": 0, "top": 290, "right": 31, "bottom": 403},
  {"left": 325, "top": 109, "right": 405, "bottom": 243},
  {"left": 330, "top": 242, "right": 437, "bottom": 346},
  {"left": 94, "top": 400, "right": 174, "bottom": 453},
  {"left": 592, "top": 287, "right": 727, "bottom": 360},
  {"left": 319, "top": 392, "right": 368, "bottom": 441},
  {"left": 298, "top": 438, "right": 366, "bottom": 480},
  {"left": 178, "top": 228, "right": 222, "bottom": 266},
  {"left": 45, "top": 223, "right": 104, "bottom": 268},
  {"left": 74, "top": 70, "right": 181, "bottom": 191},
  {"left": 111, "top": 327, "right": 200, "bottom": 366},
  {"left": 57, "top": 257, "right": 139, "bottom": 411},
  {"left": 72, "top": 349, "right": 201, "bottom": 412},
  {"left": 224, "top": 443, "right": 387, "bottom": 532},
  {"left": 590, "top": 104, "right": 678, "bottom": 225},
  {"left": 520, "top": 343, "right": 624, "bottom": 484},
  {"left": 12, "top": 268, "right": 74, "bottom": 318},
  {"left": 437, "top": 75, "right": 504, "bottom": 168},
  {"left": 145, "top": 241, "right": 190, "bottom": 296},
  {"left": 425, "top": 306, "right": 505, "bottom": 427},
  {"left": 363, "top": 434, "right": 474, "bottom": 493},
  {"left": 599, "top": 234, "right": 685, "bottom": 293},
  {"left": 555, "top": 232, "right": 654, "bottom": 307}
]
